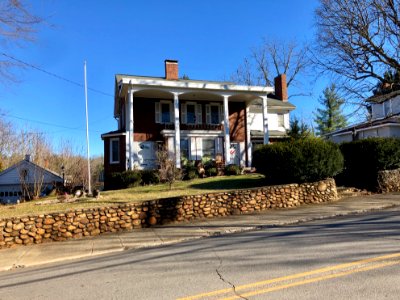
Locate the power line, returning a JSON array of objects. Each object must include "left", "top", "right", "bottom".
[
  {"left": 1, "top": 52, "right": 113, "bottom": 97},
  {"left": 1, "top": 113, "right": 103, "bottom": 133}
]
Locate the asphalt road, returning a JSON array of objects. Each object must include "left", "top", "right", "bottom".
[{"left": 0, "top": 207, "right": 399, "bottom": 300}]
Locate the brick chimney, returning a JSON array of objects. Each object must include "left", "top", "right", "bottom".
[
  {"left": 274, "top": 74, "right": 288, "bottom": 101},
  {"left": 165, "top": 59, "right": 178, "bottom": 80}
]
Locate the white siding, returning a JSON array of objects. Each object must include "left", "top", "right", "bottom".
[
  {"left": 392, "top": 97, "right": 400, "bottom": 115},
  {"left": 329, "top": 133, "right": 353, "bottom": 144},
  {"left": 248, "top": 111, "right": 289, "bottom": 132},
  {"left": 389, "top": 126, "right": 400, "bottom": 137},
  {"left": 371, "top": 103, "right": 385, "bottom": 119}
]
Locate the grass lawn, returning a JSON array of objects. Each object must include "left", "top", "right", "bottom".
[{"left": 0, "top": 174, "right": 267, "bottom": 219}]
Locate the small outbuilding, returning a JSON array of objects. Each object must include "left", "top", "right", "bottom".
[{"left": 0, "top": 155, "right": 63, "bottom": 204}]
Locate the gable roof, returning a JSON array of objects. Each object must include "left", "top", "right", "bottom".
[
  {"left": 325, "top": 113, "right": 400, "bottom": 137},
  {"left": 366, "top": 90, "right": 400, "bottom": 104},
  {"left": 0, "top": 159, "right": 63, "bottom": 185}
]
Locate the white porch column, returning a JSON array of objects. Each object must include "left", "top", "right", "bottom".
[
  {"left": 223, "top": 95, "right": 231, "bottom": 165},
  {"left": 127, "top": 88, "right": 135, "bottom": 170},
  {"left": 246, "top": 105, "right": 252, "bottom": 167},
  {"left": 173, "top": 92, "right": 181, "bottom": 169},
  {"left": 261, "top": 95, "right": 269, "bottom": 144}
]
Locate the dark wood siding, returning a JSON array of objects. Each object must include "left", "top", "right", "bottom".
[
  {"left": 229, "top": 102, "right": 246, "bottom": 142},
  {"left": 103, "top": 135, "right": 126, "bottom": 190}
]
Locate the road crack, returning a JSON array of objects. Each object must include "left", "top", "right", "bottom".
[
  {"left": 213, "top": 250, "right": 248, "bottom": 300},
  {"left": 117, "top": 234, "right": 128, "bottom": 250}
]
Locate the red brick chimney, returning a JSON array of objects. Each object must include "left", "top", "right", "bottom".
[
  {"left": 274, "top": 74, "right": 288, "bottom": 101},
  {"left": 165, "top": 59, "right": 178, "bottom": 80}
]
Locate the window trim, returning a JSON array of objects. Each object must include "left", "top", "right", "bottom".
[
  {"left": 155, "top": 100, "right": 173, "bottom": 124},
  {"left": 206, "top": 103, "right": 223, "bottom": 125},
  {"left": 110, "top": 138, "right": 120, "bottom": 164}
]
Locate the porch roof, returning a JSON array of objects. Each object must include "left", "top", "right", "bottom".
[
  {"left": 114, "top": 74, "right": 275, "bottom": 118},
  {"left": 250, "top": 130, "right": 288, "bottom": 139}
]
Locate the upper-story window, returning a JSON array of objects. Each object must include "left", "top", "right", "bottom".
[
  {"left": 206, "top": 103, "right": 223, "bottom": 125},
  {"left": 155, "top": 101, "right": 173, "bottom": 124},
  {"left": 187, "top": 104, "right": 196, "bottom": 124},
  {"left": 181, "top": 102, "right": 202, "bottom": 124},
  {"left": 161, "top": 103, "right": 171, "bottom": 123}
]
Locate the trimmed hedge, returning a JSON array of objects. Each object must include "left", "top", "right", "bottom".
[
  {"left": 108, "top": 169, "right": 161, "bottom": 190},
  {"left": 140, "top": 170, "right": 160, "bottom": 185},
  {"left": 253, "top": 138, "right": 343, "bottom": 184},
  {"left": 339, "top": 138, "right": 400, "bottom": 190}
]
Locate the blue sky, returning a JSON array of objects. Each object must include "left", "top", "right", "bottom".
[{"left": 1, "top": 0, "right": 322, "bottom": 156}]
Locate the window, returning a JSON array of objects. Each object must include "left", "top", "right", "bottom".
[
  {"left": 155, "top": 101, "right": 173, "bottom": 124},
  {"left": 206, "top": 104, "right": 222, "bottom": 125},
  {"left": 211, "top": 106, "right": 219, "bottom": 124},
  {"left": 186, "top": 104, "right": 196, "bottom": 124},
  {"left": 202, "top": 139, "right": 215, "bottom": 158},
  {"left": 180, "top": 138, "right": 189, "bottom": 160},
  {"left": 181, "top": 103, "right": 202, "bottom": 124},
  {"left": 110, "top": 138, "right": 120, "bottom": 164},
  {"left": 0, "top": 192, "right": 3, "bottom": 197},
  {"left": 278, "top": 114, "right": 285, "bottom": 127},
  {"left": 161, "top": 103, "right": 171, "bottom": 123}
]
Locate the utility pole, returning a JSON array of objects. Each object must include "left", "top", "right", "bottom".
[{"left": 84, "top": 61, "right": 92, "bottom": 195}]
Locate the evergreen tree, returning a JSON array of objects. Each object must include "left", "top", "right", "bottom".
[
  {"left": 286, "top": 117, "right": 312, "bottom": 140},
  {"left": 314, "top": 84, "right": 347, "bottom": 136}
]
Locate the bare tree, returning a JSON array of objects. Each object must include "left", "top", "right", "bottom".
[
  {"left": 314, "top": 0, "right": 400, "bottom": 101},
  {"left": 157, "top": 147, "right": 181, "bottom": 190},
  {"left": 49, "top": 141, "right": 87, "bottom": 191},
  {"left": 0, "top": 113, "right": 15, "bottom": 169},
  {"left": 17, "top": 158, "right": 45, "bottom": 201},
  {"left": 0, "top": 0, "right": 43, "bottom": 82},
  {"left": 231, "top": 39, "right": 310, "bottom": 97}
]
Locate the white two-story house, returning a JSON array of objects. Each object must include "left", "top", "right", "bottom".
[
  {"left": 326, "top": 90, "right": 400, "bottom": 143},
  {"left": 101, "top": 60, "right": 295, "bottom": 188}
]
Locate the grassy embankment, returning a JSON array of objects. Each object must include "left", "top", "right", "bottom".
[{"left": 0, "top": 174, "right": 266, "bottom": 219}]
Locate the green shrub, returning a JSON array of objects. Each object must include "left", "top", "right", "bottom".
[
  {"left": 203, "top": 159, "right": 218, "bottom": 177},
  {"left": 140, "top": 170, "right": 160, "bottom": 185},
  {"left": 206, "top": 167, "right": 218, "bottom": 177},
  {"left": 183, "top": 164, "right": 198, "bottom": 180},
  {"left": 123, "top": 170, "right": 142, "bottom": 188},
  {"left": 224, "top": 164, "right": 241, "bottom": 176},
  {"left": 182, "top": 160, "right": 199, "bottom": 180},
  {"left": 339, "top": 138, "right": 400, "bottom": 190},
  {"left": 109, "top": 170, "right": 142, "bottom": 189},
  {"left": 253, "top": 138, "right": 343, "bottom": 184}
]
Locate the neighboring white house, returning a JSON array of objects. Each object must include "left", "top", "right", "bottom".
[
  {"left": 101, "top": 60, "right": 296, "bottom": 188},
  {"left": 326, "top": 90, "right": 400, "bottom": 143},
  {"left": 248, "top": 96, "right": 295, "bottom": 147},
  {"left": 0, "top": 155, "right": 63, "bottom": 204}
]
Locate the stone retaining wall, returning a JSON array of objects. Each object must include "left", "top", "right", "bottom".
[
  {"left": 0, "top": 178, "right": 337, "bottom": 249},
  {"left": 377, "top": 168, "right": 400, "bottom": 192}
]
